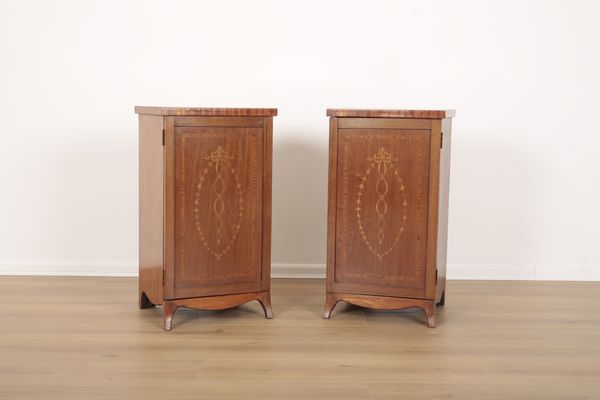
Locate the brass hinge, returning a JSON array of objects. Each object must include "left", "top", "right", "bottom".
[
  {"left": 162, "top": 129, "right": 165, "bottom": 146},
  {"left": 440, "top": 132, "right": 443, "bottom": 149}
]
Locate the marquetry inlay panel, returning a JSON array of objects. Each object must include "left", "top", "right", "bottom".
[
  {"left": 173, "top": 127, "right": 262, "bottom": 296},
  {"left": 193, "top": 146, "right": 244, "bottom": 260},
  {"left": 335, "top": 129, "right": 430, "bottom": 293},
  {"left": 356, "top": 147, "right": 408, "bottom": 260}
]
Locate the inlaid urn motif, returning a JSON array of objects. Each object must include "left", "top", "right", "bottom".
[
  {"left": 355, "top": 147, "right": 408, "bottom": 260},
  {"left": 194, "top": 146, "right": 244, "bottom": 260}
]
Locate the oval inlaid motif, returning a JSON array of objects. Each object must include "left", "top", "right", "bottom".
[
  {"left": 355, "top": 147, "right": 408, "bottom": 260},
  {"left": 194, "top": 146, "right": 244, "bottom": 260}
]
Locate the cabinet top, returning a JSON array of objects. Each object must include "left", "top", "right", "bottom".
[
  {"left": 326, "top": 109, "right": 455, "bottom": 119},
  {"left": 135, "top": 106, "right": 278, "bottom": 117}
]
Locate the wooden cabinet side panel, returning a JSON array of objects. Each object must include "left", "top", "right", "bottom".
[
  {"left": 164, "top": 117, "right": 176, "bottom": 299},
  {"left": 261, "top": 117, "right": 273, "bottom": 291},
  {"left": 139, "top": 114, "right": 165, "bottom": 305},
  {"left": 326, "top": 118, "right": 339, "bottom": 292},
  {"left": 425, "top": 120, "right": 442, "bottom": 299},
  {"left": 436, "top": 118, "right": 452, "bottom": 303}
]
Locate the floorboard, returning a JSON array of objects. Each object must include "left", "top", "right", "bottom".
[{"left": 0, "top": 277, "right": 599, "bottom": 399}]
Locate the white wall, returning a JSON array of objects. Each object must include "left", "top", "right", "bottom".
[{"left": 1, "top": 0, "right": 599, "bottom": 280}]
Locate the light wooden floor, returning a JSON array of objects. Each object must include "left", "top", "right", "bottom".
[{"left": 0, "top": 277, "right": 599, "bottom": 399}]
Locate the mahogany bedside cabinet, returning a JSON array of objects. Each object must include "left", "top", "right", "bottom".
[
  {"left": 136, "top": 107, "right": 277, "bottom": 330},
  {"left": 323, "top": 109, "right": 454, "bottom": 327}
]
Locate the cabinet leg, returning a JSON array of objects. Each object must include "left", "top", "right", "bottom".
[
  {"left": 422, "top": 302, "right": 436, "bottom": 328},
  {"left": 323, "top": 293, "right": 340, "bottom": 319},
  {"left": 257, "top": 291, "right": 274, "bottom": 319},
  {"left": 437, "top": 290, "right": 446, "bottom": 306},
  {"left": 163, "top": 301, "right": 179, "bottom": 331},
  {"left": 139, "top": 291, "right": 155, "bottom": 309}
]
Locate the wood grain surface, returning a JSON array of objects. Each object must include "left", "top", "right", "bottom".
[
  {"left": 172, "top": 126, "right": 263, "bottom": 299},
  {"left": 333, "top": 129, "right": 430, "bottom": 299},
  {"left": 327, "top": 109, "right": 455, "bottom": 119},
  {"left": 1, "top": 277, "right": 599, "bottom": 399},
  {"left": 135, "top": 106, "right": 278, "bottom": 117},
  {"left": 138, "top": 114, "right": 164, "bottom": 307},
  {"left": 163, "top": 291, "right": 273, "bottom": 331},
  {"left": 435, "top": 117, "right": 453, "bottom": 304}
]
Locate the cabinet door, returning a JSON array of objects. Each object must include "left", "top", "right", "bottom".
[
  {"left": 168, "top": 124, "right": 263, "bottom": 299},
  {"left": 333, "top": 128, "right": 431, "bottom": 299}
]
